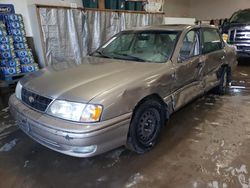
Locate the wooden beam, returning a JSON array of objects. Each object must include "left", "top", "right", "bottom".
[
  {"left": 99, "top": 0, "right": 105, "bottom": 10},
  {"left": 35, "top": 6, "right": 48, "bottom": 66},
  {"left": 126, "top": 0, "right": 147, "bottom": 2},
  {"left": 35, "top": 4, "right": 164, "bottom": 15}
]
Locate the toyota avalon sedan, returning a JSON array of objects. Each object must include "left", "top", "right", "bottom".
[{"left": 9, "top": 25, "right": 237, "bottom": 157}]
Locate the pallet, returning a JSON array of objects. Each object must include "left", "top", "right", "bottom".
[{"left": 0, "top": 73, "right": 26, "bottom": 88}]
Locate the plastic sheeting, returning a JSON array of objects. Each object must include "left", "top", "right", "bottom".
[{"left": 39, "top": 8, "right": 164, "bottom": 65}]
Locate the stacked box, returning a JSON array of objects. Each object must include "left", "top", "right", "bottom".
[
  {"left": 117, "top": 1, "right": 126, "bottom": 10},
  {"left": 105, "top": 0, "right": 117, "bottom": 9},
  {"left": 82, "top": 0, "right": 98, "bottom": 8},
  {"left": 0, "top": 4, "right": 15, "bottom": 21},
  {"left": 0, "top": 20, "right": 20, "bottom": 76},
  {"left": 124, "top": 1, "right": 145, "bottom": 11},
  {"left": 15, "top": 49, "right": 38, "bottom": 73},
  {"left": 135, "top": 2, "right": 143, "bottom": 11},
  {"left": 125, "top": 1, "right": 136, "bottom": 11},
  {"left": 20, "top": 63, "right": 39, "bottom": 73},
  {"left": 2, "top": 14, "right": 39, "bottom": 74},
  {"left": 105, "top": 0, "right": 126, "bottom": 10}
]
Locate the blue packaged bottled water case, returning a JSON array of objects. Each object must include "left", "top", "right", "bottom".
[
  {"left": 0, "top": 66, "right": 21, "bottom": 75},
  {"left": 12, "top": 35, "right": 26, "bottom": 43},
  {"left": 15, "top": 49, "right": 33, "bottom": 58},
  {"left": 0, "top": 50, "right": 16, "bottom": 59},
  {"left": 0, "top": 36, "right": 13, "bottom": 44},
  {"left": 6, "top": 21, "right": 24, "bottom": 29},
  {"left": 21, "top": 63, "right": 38, "bottom": 73},
  {"left": 0, "top": 43, "right": 14, "bottom": 51},
  {"left": 19, "top": 56, "right": 34, "bottom": 64},
  {"left": 8, "top": 28, "right": 26, "bottom": 36},
  {"left": 4, "top": 14, "right": 23, "bottom": 22},
  {"left": 0, "top": 13, "right": 39, "bottom": 80},
  {"left": 0, "top": 58, "right": 20, "bottom": 67},
  {"left": 14, "top": 42, "right": 28, "bottom": 50},
  {"left": 0, "top": 5, "right": 15, "bottom": 22}
]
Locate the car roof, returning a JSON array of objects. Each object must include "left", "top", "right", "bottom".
[{"left": 126, "top": 24, "right": 218, "bottom": 32}]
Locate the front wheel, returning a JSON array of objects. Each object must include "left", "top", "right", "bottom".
[{"left": 126, "top": 99, "right": 166, "bottom": 154}]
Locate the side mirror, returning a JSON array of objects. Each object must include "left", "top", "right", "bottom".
[
  {"left": 221, "top": 18, "right": 230, "bottom": 34},
  {"left": 177, "top": 56, "right": 183, "bottom": 64},
  {"left": 222, "top": 18, "right": 229, "bottom": 27}
]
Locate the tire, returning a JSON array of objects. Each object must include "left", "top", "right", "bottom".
[
  {"left": 126, "top": 99, "right": 166, "bottom": 154},
  {"left": 214, "top": 67, "right": 229, "bottom": 95}
]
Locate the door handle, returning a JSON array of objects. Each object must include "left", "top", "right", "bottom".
[{"left": 196, "top": 62, "right": 204, "bottom": 68}]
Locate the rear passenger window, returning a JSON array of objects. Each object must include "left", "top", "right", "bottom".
[{"left": 202, "top": 29, "right": 223, "bottom": 54}]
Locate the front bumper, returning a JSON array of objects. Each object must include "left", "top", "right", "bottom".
[
  {"left": 237, "top": 51, "right": 250, "bottom": 58},
  {"left": 9, "top": 95, "right": 131, "bottom": 157}
]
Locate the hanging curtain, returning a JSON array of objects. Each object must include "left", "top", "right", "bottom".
[{"left": 39, "top": 7, "right": 164, "bottom": 65}]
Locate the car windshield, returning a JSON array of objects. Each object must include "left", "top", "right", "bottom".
[
  {"left": 230, "top": 10, "right": 250, "bottom": 23},
  {"left": 92, "top": 30, "right": 179, "bottom": 63}
]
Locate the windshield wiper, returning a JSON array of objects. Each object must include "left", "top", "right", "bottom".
[
  {"left": 114, "top": 52, "right": 146, "bottom": 62},
  {"left": 92, "top": 50, "right": 114, "bottom": 59}
]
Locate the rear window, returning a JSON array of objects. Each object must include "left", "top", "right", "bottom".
[{"left": 202, "top": 28, "right": 223, "bottom": 54}]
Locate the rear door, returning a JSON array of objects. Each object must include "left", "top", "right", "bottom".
[{"left": 201, "top": 28, "right": 225, "bottom": 77}]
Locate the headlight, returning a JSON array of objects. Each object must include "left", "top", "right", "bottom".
[
  {"left": 47, "top": 100, "right": 103, "bottom": 123},
  {"left": 15, "top": 81, "right": 22, "bottom": 100}
]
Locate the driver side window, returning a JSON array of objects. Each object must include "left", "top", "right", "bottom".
[{"left": 179, "top": 30, "right": 200, "bottom": 61}]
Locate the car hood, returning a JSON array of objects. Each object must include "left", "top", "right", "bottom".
[
  {"left": 229, "top": 22, "right": 250, "bottom": 26},
  {"left": 222, "top": 23, "right": 250, "bottom": 33},
  {"left": 21, "top": 57, "right": 165, "bottom": 103}
]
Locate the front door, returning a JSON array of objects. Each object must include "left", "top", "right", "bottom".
[{"left": 173, "top": 28, "right": 205, "bottom": 110}]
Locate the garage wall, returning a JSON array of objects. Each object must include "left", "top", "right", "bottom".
[
  {"left": 0, "top": 0, "right": 83, "bottom": 37},
  {"left": 163, "top": 0, "right": 191, "bottom": 17},
  {"left": 0, "top": 0, "right": 194, "bottom": 37},
  {"left": 6, "top": 0, "right": 250, "bottom": 35},
  {"left": 189, "top": 0, "right": 250, "bottom": 20}
]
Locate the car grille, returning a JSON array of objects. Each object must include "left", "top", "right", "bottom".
[
  {"left": 229, "top": 28, "right": 250, "bottom": 43},
  {"left": 237, "top": 45, "right": 250, "bottom": 51},
  {"left": 21, "top": 88, "right": 52, "bottom": 112}
]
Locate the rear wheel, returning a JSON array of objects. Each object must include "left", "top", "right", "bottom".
[
  {"left": 215, "top": 67, "right": 229, "bottom": 95},
  {"left": 126, "top": 99, "right": 166, "bottom": 154}
]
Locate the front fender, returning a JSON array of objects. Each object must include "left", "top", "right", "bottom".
[
  {"left": 225, "top": 44, "right": 238, "bottom": 71},
  {"left": 90, "top": 68, "right": 175, "bottom": 121}
]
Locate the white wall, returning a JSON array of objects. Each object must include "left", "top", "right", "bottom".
[
  {"left": 163, "top": 0, "right": 250, "bottom": 22},
  {"left": 163, "top": 0, "right": 191, "bottom": 17},
  {"left": 0, "top": 0, "right": 83, "bottom": 37},
  {"left": 190, "top": 0, "right": 250, "bottom": 20}
]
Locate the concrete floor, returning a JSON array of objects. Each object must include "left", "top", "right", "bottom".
[{"left": 0, "top": 62, "right": 250, "bottom": 188}]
